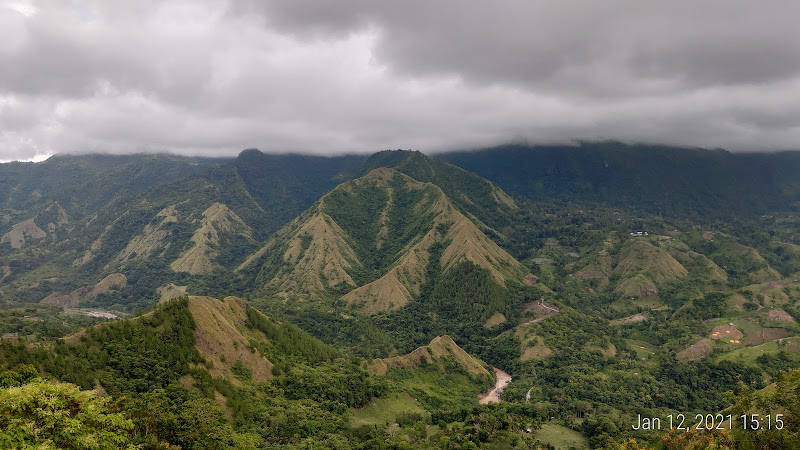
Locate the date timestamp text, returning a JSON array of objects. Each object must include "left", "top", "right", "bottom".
[{"left": 632, "top": 413, "right": 784, "bottom": 431}]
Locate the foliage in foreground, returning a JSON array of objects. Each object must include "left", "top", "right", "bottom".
[{"left": 0, "top": 375, "right": 134, "bottom": 449}]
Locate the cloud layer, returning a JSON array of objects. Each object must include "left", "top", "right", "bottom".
[{"left": 2, "top": 0, "right": 800, "bottom": 161}]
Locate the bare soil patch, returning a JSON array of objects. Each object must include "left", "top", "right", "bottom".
[
  {"left": 575, "top": 270, "right": 604, "bottom": 280},
  {"left": 521, "top": 300, "right": 560, "bottom": 324},
  {"left": 523, "top": 274, "right": 539, "bottom": 285},
  {"left": 611, "top": 314, "right": 647, "bottom": 325},
  {"left": 768, "top": 309, "right": 796, "bottom": 323},
  {"left": 677, "top": 339, "right": 713, "bottom": 361},
  {"left": 710, "top": 324, "right": 744, "bottom": 341},
  {"left": 479, "top": 368, "right": 512, "bottom": 405}
]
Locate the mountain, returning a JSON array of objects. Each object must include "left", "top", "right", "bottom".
[
  {"left": 440, "top": 142, "right": 800, "bottom": 218},
  {"left": 0, "top": 150, "right": 367, "bottom": 310},
  {"left": 241, "top": 164, "right": 528, "bottom": 315}
]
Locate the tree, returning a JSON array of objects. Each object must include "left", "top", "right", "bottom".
[{"left": 0, "top": 378, "right": 134, "bottom": 449}]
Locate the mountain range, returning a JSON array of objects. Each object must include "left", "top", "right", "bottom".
[{"left": 4, "top": 142, "right": 800, "bottom": 448}]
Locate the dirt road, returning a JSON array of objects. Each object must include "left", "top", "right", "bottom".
[{"left": 479, "top": 368, "right": 512, "bottom": 404}]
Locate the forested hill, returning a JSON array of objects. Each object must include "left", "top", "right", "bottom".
[
  {"left": 439, "top": 142, "right": 800, "bottom": 218},
  {"left": 240, "top": 164, "right": 528, "bottom": 317}
]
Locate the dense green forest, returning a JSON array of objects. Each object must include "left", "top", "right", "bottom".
[{"left": 441, "top": 142, "right": 800, "bottom": 218}]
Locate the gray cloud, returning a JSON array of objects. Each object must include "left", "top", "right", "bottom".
[
  {"left": 250, "top": 1, "right": 800, "bottom": 93},
  {"left": 2, "top": 0, "right": 800, "bottom": 162}
]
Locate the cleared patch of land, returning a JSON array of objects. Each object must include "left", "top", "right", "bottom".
[
  {"left": 718, "top": 337, "right": 800, "bottom": 364},
  {"left": 768, "top": 309, "right": 796, "bottom": 323},
  {"left": 677, "top": 339, "right": 713, "bottom": 361},
  {"left": 611, "top": 313, "right": 647, "bottom": 325},
  {"left": 350, "top": 392, "right": 426, "bottom": 428},
  {"left": 521, "top": 340, "right": 552, "bottom": 361},
  {"left": 535, "top": 423, "right": 589, "bottom": 449},
  {"left": 710, "top": 324, "right": 744, "bottom": 341},
  {"left": 483, "top": 312, "right": 506, "bottom": 329},
  {"left": 521, "top": 300, "right": 560, "bottom": 324},
  {"left": 743, "top": 327, "right": 790, "bottom": 346}
]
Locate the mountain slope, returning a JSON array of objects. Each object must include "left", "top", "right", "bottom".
[
  {"left": 243, "top": 167, "right": 528, "bottom": 314},
  {"left": 170, "top": 203, "right": 253, "bottom": 275},
  {"left": 3, "top": 295, "right": 338, "bottom": 396},
  {"left": 185, "top": 296, "right": 274, "bottom": 384}
]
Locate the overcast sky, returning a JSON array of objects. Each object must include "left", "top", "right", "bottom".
[{"left": 2, "top": 0, "right": 800, "bottom": 161}]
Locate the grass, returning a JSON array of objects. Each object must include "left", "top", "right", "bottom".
[
  {"left": 357, "top": 363, "right": 490, "bottom": 428},
  {"left": 626, "top": 339, "right": 657, "bottom": 356},
  {"left": 350, "top": 392, "right": 427, "bottom": 427},
  {"left": 535, "top": 423, "right": 589, "bottom": 449},
  {"left": 716, "top": 337, "right": 800, "bottom": 364},
  {"left": 484, "top": 312, "right": 507, "bottom": 329},
  {"left": 187, "top": 296, "right": 273, "bottom": 384},
  {"left": 731, "top": 316, "right": 765, "bottom": 332},
  {"left": 614, "top": 240, "right": 688, "bottom": 287}
]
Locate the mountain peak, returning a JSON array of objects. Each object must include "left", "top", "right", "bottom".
[
  {"left": 363, "top": 149, "right": 425, "bottom": 172},
  {"left": 237, "top": 148, "right": 264, "bottom": 159}
]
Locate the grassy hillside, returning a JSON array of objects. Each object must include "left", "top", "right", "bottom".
[
  {"left": 368, "top": 335, "right": 492, "bottom": 381},
  {"left": 0, "top": 296, "right": 341, "bottom": 395}
]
